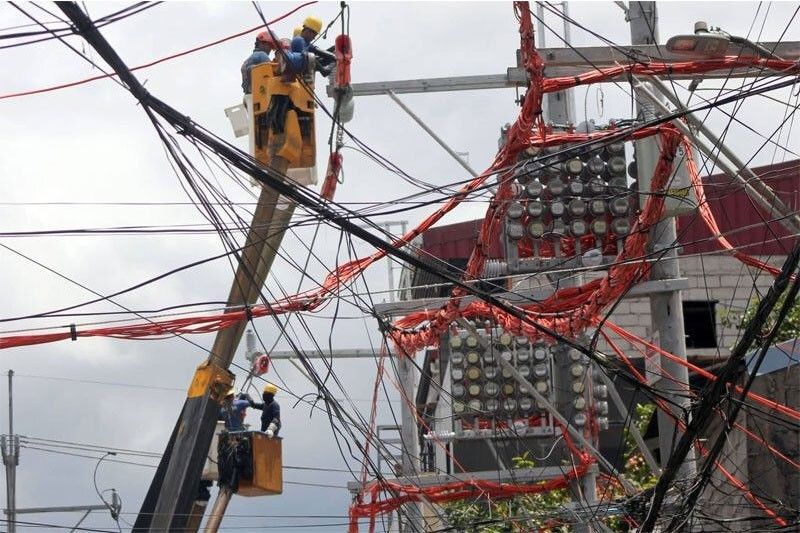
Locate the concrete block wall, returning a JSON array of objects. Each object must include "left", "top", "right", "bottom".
[{"left": 515, "top": 253, "right": 783, "bottom": 361}]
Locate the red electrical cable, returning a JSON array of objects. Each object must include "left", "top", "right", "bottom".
[{"left": 0, "top": 1, "right": 317, "bottom": 101}]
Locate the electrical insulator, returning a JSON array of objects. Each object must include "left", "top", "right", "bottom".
[
  {"left": 452, "top": 368, "right": 464, "bottom": 381},
  {"left": 552, "top": 220, "right": 567, "bottom": 236},
  {"left": 506, "top": 222, "right": 524, "bottom": 240},
  {"left": 571, "top": 380, "right": 585, "bottom": 394},
  {"left": 451, "top": 352, "right": 464, "bottom": 365},
  {"left": 468, "top": 383, "right": 481, "bottom": 397},
  {"left": 519, "top": 397, "right": 533, "bottom": 411},
  {"left": 573, "top": 413, "right": 587, "bottom": 426},
  {"left": 486, "top": 398, "right": 500, "bottom": 412},
  {"left": 568, "top": 348, "right": 582, "bottom": 361},
  {"left": 517, "top": 350, "right": 530, "bottom": 363},
  {"left": 569, "top": 220, "right": 588, "bottom": 237},
  {"left": 611, "top": 218, "right": 631, "bottom": 236},
  {"left": 589, "top": 199, "right": 606, "bottom": 216},
  {"left": 597, "top": 401, "right": 609, "bottom": 416},
  {"left": 527, "top": 200, "right": 544, "bottom": 217},
  {"left": 466, "top": 351, "right": 480, "bottom": 364},
  {"left": 518, "top": 365, "right": 531, "bottom": 378},
  {"left": 568, "top": 199, "right": 587, "bottom": 217},
  {"left": 598, "top": 417, "right": 610, "bottom": 430},
  {"left": 570, "top": 364, "right": 586, "bottom": 377},
  {"left": 483, "top": 351, "right": 495, "bottom": 363},
  {"left": 534, "top": 380, "right": 549, "bottom": 394},
  {"left": 594, "top": 384, "right": 608, "bottom": 399},
  {"left": 591, "top": 219, "right": 608, "bottom": 235},
  {"left": 548, "top": 177, "right": 566, "bottom": 196},
  {"left": 573, "top": 396, "right": 587, "bottom": 410},
  {"left": 499, "top": 332, "right": 513, "bottom": 346},
  {"left": 533, "top": 345, "right": 548, "bottom": 361},
  {"left": 528, "top": 221, "right": 546, "bottom": 238},
  {"left": 589, "top": 176, "right": 606, "bottom": 195},
  {"left": 526, "top": 180, "right": 543, "bottom": 197},
  {"left": 550, "top": 200, "right": 566, "bottom": 218},
  {"left": 503, "top": 398, "right": 518, "bottom": 413},
  {"left": 468, "top": 399, "right": 482, "bottom": 412},
  {"left": 587, "top": 156, "right": 605, "bottom": 175},
  {"left": 607, "top": 156, "right": 627, "bottom": 176},
  {"left": 449, "top": 336, "right": 462, "bottom": 349},
  {"left": 566, "top": 157, "right": 584, "bottom": 176},
  {"left": 484, "top": 366, "right": 498, "bottom": 379},
  {"left": 610, "top": 197, "right": 630, "bottom": 216},
  {"left": 466, "top": 335, "right": 478, "bottom": 348},
  {"left": 452, "top": 384, "right": 465, "bottom": 397},
  {"left": 466, "top": 366, "right": 481, "bottom": 380},
  {"left": 507, "top": 202, "right": 524, "bottom": 219},
  {"left": 608, "top": 175, "right": 627, "bottom": 192},
  {"left": 533, "top": 364, "right": 548, "bottom": 378},
  {"left": 568, "top": 180, "right": 585, "bottom": 196},
  {"left": 484, "top": 382, "right": 500, "bottom": 397},
  {"left": 502, "top": 383, "right": 515, "bottom": 395}
]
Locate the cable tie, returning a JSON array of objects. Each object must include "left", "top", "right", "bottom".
[
  {"left": 245, "top": 306, "right": 254, "bottom": 322},
  {"left": 69, "top": 324, "right": 77, "bottom": 341}
]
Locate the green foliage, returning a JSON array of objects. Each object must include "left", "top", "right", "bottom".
[
  {"left": 443, "top": 405, "right": 658, "bottom": 532},
  {"left": 723, "top": 292, "right": 800, "bottom": 344}
]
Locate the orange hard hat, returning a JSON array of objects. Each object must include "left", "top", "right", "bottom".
[{"left": 256, "top": 31, "right": 278, "bottom": 46}]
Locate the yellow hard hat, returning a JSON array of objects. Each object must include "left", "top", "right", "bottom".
[
  {"left": 293, "top": 26, "right": 303, "bottom": 38},
  {"left": 263, "top": 383, "right": 278, "bottom": 395},
  {"left": 226, "top": 387, "right": 236, "bottom": 397},
  {"left": 302, "top": 16, "right": 323, "bottom": 34}
]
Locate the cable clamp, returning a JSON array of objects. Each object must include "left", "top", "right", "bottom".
[{"left": 69, "top": 324, "right": 77, "bottom": 341}]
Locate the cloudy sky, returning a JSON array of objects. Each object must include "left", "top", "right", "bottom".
[{"left": 0, "top": 1, "right": 798, "bottom": 531}]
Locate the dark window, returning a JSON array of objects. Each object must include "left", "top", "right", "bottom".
[{"left": 683, "top": 300, "right": 718, "bottom": 349}]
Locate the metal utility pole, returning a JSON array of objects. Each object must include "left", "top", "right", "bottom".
[
  {"left": 396, "top": 355, "right": 422, "bottom": 532},
  {"left": 1, "top": 370, "right": 18, "bottom": 533},
  {"left": 628, "top": 1, "right": 696, "bottom": 479}
]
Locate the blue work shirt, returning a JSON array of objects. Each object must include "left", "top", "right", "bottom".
[
  {"left": 281, "top": 36, "right": 309, "bottom": 74},
  {"left": 218, "top": 398, "right": 250, "bottom": 431},
  {"left": 241, "top": 48, "right": 271, "bottom": 93},
  {"left": 251, "top": 399, "right": 281, "bottom": 434}
]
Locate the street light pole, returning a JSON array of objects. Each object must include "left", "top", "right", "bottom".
[
  {"left": 2, "top": 370, "right": 18, "bottom": 533},
  {"left": 628, "top": 2, "right": 696, "bottom": 480}
]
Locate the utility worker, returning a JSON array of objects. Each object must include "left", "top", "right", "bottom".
[
  {"left": 298, "top": 16, "right": 323, "bottom": 45},
  {"left": 218, "top": 388, "right": 250, "bottom": 431},
  {"left": 241, "top": 30, "right": 279, "bottom": 94},
  {"left": 284, "top": 16, "right": 336, "bottom": 78},
  {"left": 249, "top": 383, "right": 281, "bottom": 437}
]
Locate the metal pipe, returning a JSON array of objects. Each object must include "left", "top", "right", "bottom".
[
  {"left": 386, "top": 91, "right": 479, "bottom": 178},
  {"left": 203, "top": 487, "right": 232, "bottom": 533},
  {"left": 629, "top": 2, "right": 696, "bottom": 483}
]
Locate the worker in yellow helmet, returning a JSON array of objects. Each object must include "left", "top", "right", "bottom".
[
  {"left": 300, "top": 16, "right": 323, "bottom": 43},
  {"left": 218, "top": 387, "right": 250, "bottom": 431},
  {"left": 293, "top": 26, "right": 303, "bottom": 38},
  {"left": 248, "top": 383, "right": 281, "bottom": 437},
  {"left": 285, "top": 15, "right": 336, "bottom": 78}
]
